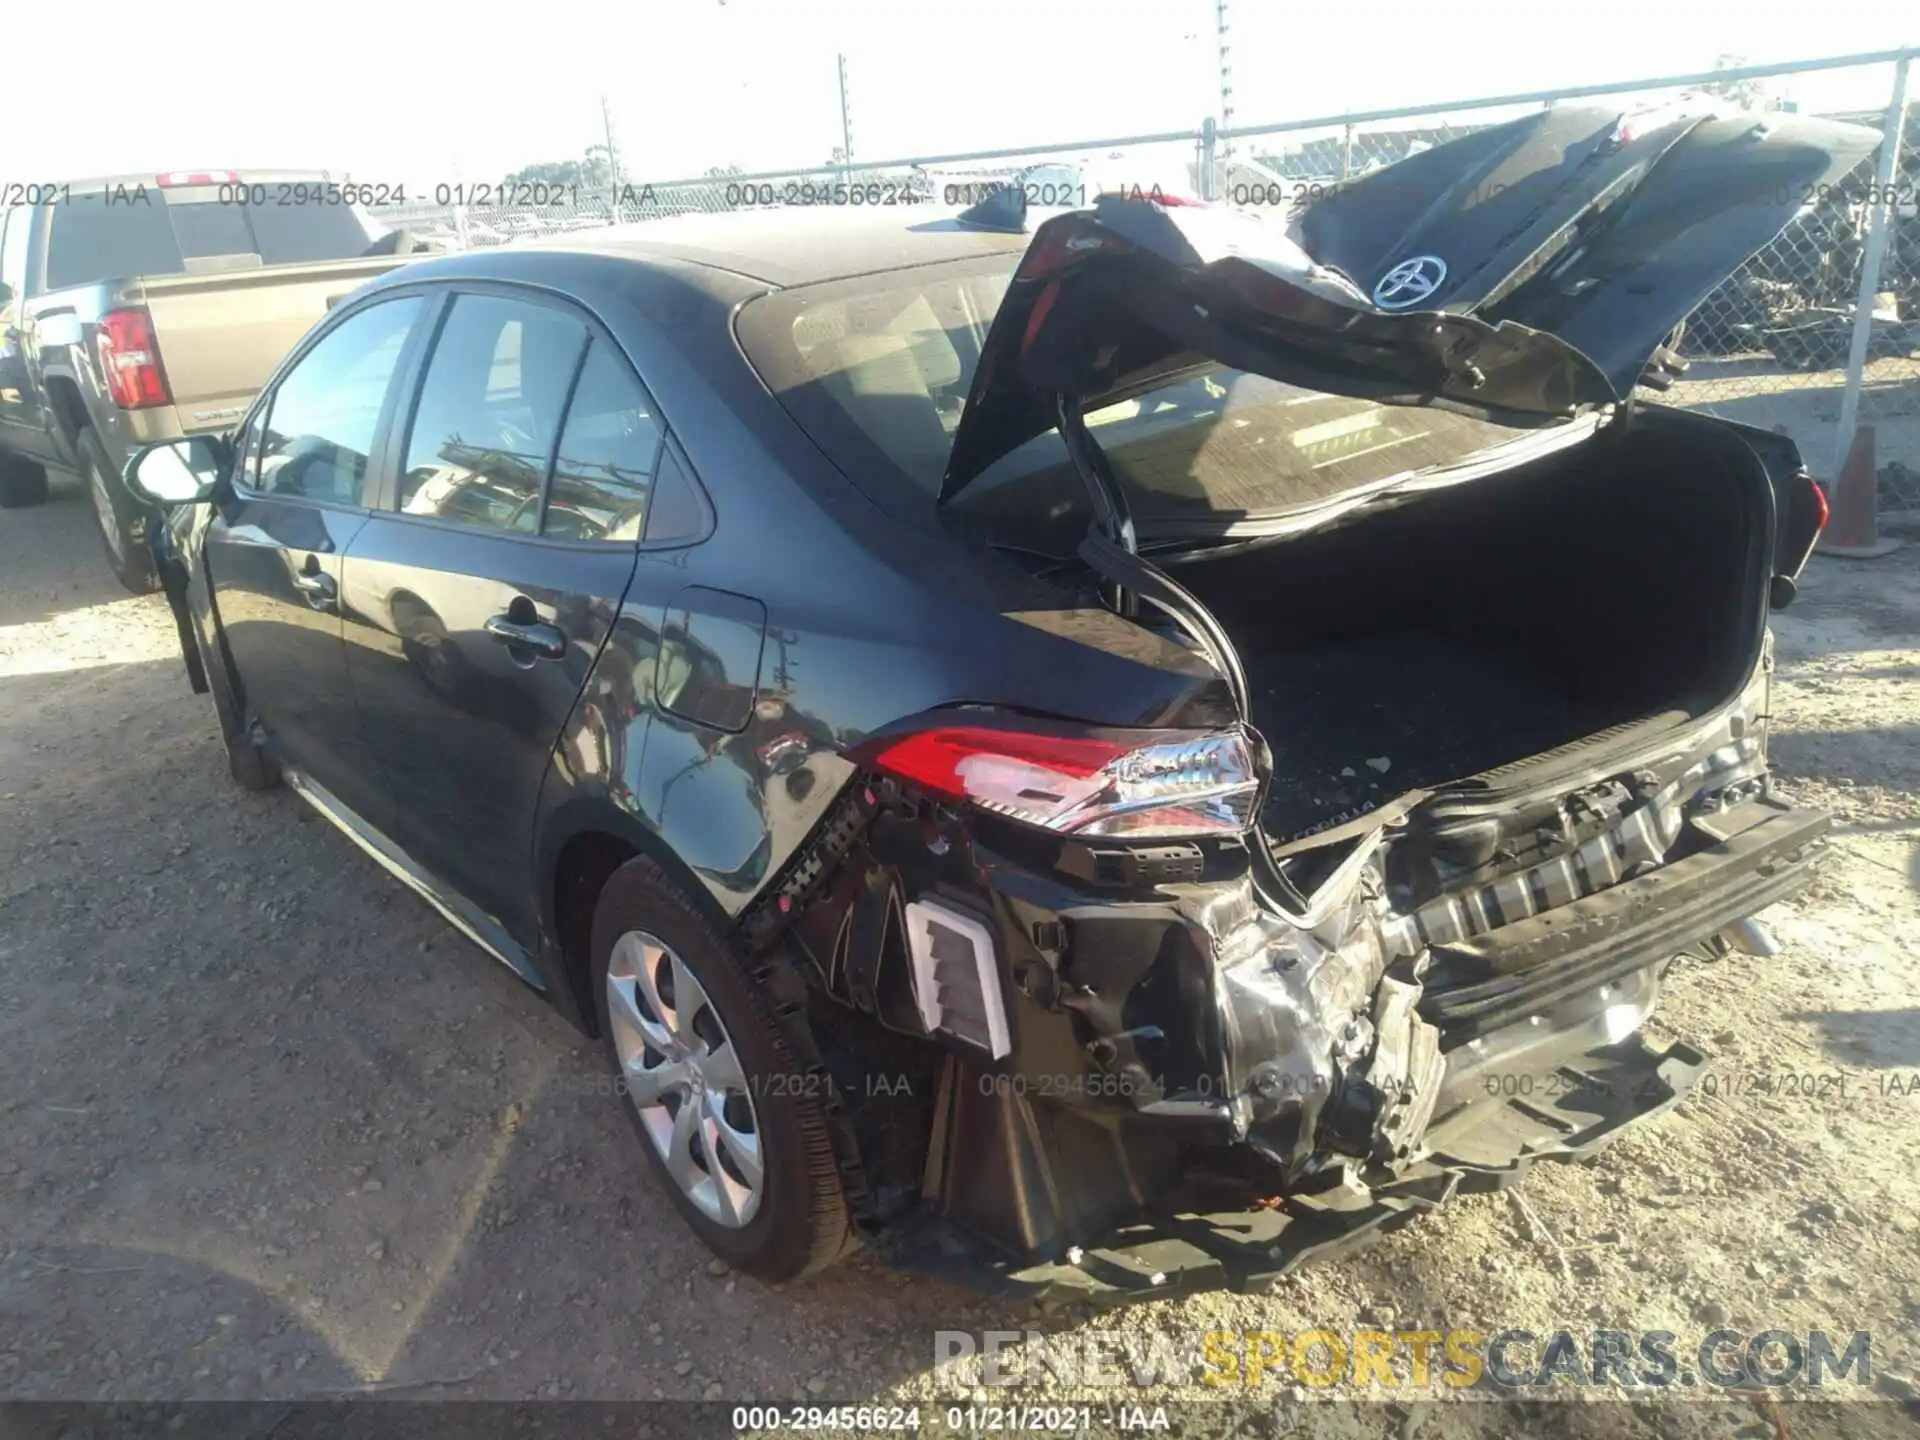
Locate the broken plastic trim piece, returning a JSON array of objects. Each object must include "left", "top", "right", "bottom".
[{"left": 904, "top": 899, "right": 1012, "bottom": 1059}]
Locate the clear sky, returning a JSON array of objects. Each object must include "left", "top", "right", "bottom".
[{"left": 6, "top": 0, "right": 1916, "bottom": 188}]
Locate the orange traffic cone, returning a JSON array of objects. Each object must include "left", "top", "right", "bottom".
[{"left": 1818, "top": 425, "right": 1902, "bottom": 558}]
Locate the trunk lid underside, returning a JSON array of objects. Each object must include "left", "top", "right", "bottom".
[{"left": 938, "top": 103, "right": 1880, "bottom": 504}]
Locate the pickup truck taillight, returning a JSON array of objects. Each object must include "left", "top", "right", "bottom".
[{"left": 96, "top": 308, "right": 172, "bottom": 409}]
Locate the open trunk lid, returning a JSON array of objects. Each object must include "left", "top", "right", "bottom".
[{"left": 939, "top": 103, "right": 1880, "bottom": 501}]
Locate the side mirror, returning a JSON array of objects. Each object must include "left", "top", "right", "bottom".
[{"left": 123, "top": 436, "right": 225, "bottom": 506}]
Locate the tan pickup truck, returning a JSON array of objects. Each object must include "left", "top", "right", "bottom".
[{"left": 0, "top": 172, "right": 427, "bottom": 590}]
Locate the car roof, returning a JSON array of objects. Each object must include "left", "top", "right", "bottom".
[{"left": 512, "top": 206, "right": 1035, "bottom": 288}]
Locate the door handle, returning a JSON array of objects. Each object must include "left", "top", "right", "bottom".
[
  {"left": 485, "top": 614, "right": 567, "bottom": 660},
  {"left": 292, "top": 558, "right": 336, "bottom": 609}
]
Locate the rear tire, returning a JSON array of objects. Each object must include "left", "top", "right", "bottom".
[
  {"left": 76, "top": 428, "right": 158, "bottom": 593},
  {"left": 590, "top": 856, "right": 856, "bottom": 1282},
  {"left": 0, "top": 452, "right": 49, "bottom": 508}
]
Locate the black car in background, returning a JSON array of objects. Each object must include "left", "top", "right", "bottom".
[{"left": 130, "top": 105, "right": 1868, "bottom": 1296}]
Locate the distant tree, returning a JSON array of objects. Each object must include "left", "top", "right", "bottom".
[
  {"left": 501, "top": 144, "right": 625, "bottom": 191},
  {"left": 582, "top": 144, "right": 623, "bottom": 190},
  {"left": 1703, "top": 54, "right": 1776, "bottom": 112},
  {"left": 503, "top": 159, "right": 586, "bottom": 187}
]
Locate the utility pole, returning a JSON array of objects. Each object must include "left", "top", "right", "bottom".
[
  {"left": 1214, "top": 0, "right": 1234, "bottom": 159},
  {"left": 837, "top": 54, "right": 855, "bottom": 168},
  {"left": 600, "top": 94, "right": 622, "bottom": 212}
]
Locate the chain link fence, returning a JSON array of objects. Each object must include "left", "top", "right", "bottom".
[
  {"left": 1210, "top": 56, "right": 1919, "bottom": 512},
  {"left": 373, "top": 50, "right": 1919, "bottom": 513}
]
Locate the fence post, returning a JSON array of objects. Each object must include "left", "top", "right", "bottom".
[
  {"left": 1201, "top": 117, "right": 1219, "bottom": 201},
  {"left": 1831, "top": 55, "right": 1911, "bottom": 480}
]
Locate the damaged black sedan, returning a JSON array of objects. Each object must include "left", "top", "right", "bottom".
[{"left": 132, "top": 103, "right": 1869, "bottom": 1297}]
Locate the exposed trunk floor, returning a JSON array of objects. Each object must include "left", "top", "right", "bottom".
[{"left": 1248, "top": 631, "right": 1601, "bottom": 841}]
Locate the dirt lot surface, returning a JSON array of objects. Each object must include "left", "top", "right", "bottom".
[{"left": 2, "top": 471, "right": 1916, "bottom": 1434}]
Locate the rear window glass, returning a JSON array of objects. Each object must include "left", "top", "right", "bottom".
[
  {"left": 952, "top": 376, "right": 1536, "bottom": 554},
  {"left": 45, "top": 195, "right": 180, "bottom": 288},
  {"left": 45, "top": 189, "right": 372, "bottom": 288},
  {"left": 738, "top": 256, "right": 1532, "bottom": 544}
]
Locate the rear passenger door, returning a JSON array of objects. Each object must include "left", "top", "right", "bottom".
[{"left": 341, "top": 286, "right": 673, "bottom": 954}]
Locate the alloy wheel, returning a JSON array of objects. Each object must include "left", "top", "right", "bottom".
[{"left": 604, "top": 930, "right": 765, "bottom": 1227}]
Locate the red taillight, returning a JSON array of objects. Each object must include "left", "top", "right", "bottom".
[
  {"left": 862, "top": 727, "right": 1126, "bottom": 796},
  {"left": 155, "top": 170, "right": 239, "bottom": 187},
  {"left": 853, "top": 722, "right": 1260, "bottom": 839},
  {"left": 96, "top": 309, "right": 171, "bottom": 409},
  {"left": 1809, "top": 477, "right": 1830, "bottom": 534}
]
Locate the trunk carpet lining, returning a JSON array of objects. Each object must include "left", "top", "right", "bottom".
[{"left": 1248, "top": 631, "right": 1621, "bottom": 842}]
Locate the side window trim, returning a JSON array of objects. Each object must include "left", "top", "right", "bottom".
[
  {"left": 535, "top": 335, "right": 594, "bottom": 535},
  {"left": 367, "top": 289, "right": 454, "bottom": 513},
  {"left": 235, "top": 399, "right": 269, "bottom": 491}
]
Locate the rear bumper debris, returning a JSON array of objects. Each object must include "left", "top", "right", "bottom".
[{"left": 879, "top": 1033, "right": 1708, "bottom": 1305}]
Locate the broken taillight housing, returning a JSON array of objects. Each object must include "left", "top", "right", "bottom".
[{"left": 854, "top": 722, "right": 1260, "bottom": 839}]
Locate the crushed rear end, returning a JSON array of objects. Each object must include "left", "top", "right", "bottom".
[{"left": 755, "top": 104, "right": 1869, "bottom": 1299}]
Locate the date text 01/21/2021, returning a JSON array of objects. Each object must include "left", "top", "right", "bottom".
[
  {"left": 731, "top": 1405, "right": 1172, "bottom": 1433},
  {"left": 1480, "top": 1069, "right": 1920, "bottom": 1102},
  {"left": 570, "top": 1068, "right": 1193, "bottom": 1103}
]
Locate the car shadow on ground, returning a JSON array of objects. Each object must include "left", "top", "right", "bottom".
[
  {"left": 0, "top": 651, "right": 1486, "bottom": 1408},
  {"left": 0, "top": 652, "right": 1040, "bottom": 1403}
]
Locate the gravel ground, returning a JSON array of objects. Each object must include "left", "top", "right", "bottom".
[{"left": 1, "top": 470, "right": 1916, "bottom": 1433}]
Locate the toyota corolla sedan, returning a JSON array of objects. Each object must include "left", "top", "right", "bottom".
[{"left": 130, "top": 104, "right": 1869, "bottom": 1299}]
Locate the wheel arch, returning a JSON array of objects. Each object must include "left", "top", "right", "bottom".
[
  {"left": 536, "top": 794, "right": 734, "bottom": 1039},
  {"left": 42, "top": 371, "right": 91, "bottom": 456}
]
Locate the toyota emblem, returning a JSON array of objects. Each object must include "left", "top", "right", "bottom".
[{"left": 1372, "top": 255, "right": 1448, "bottom": 310}]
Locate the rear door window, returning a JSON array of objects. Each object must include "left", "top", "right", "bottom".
[
  {"left": 396, "top": 294, "right": 589, "bottom": 532},
  {"left": 543, "top": 340, "right": 666, "bottom": 542}
]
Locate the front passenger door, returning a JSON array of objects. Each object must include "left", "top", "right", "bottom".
[{"left": 205, "top": 295, "right": 425, "bottom": 833}]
